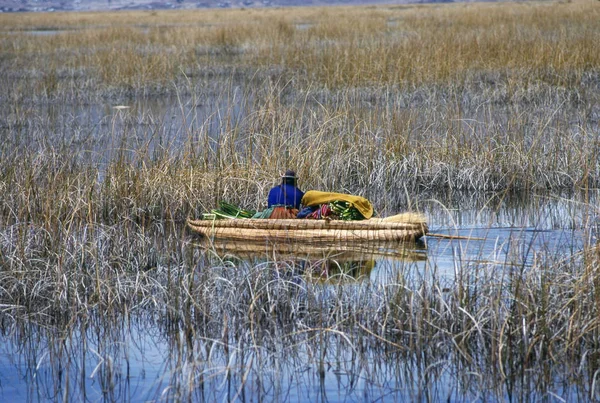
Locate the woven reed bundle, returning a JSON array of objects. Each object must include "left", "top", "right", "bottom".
[
  {"left": 187, "top": 225, "right": 425, "bottom": 242},
  {"left": 187, "top": 217, "right": 427, "bottom": 232}
]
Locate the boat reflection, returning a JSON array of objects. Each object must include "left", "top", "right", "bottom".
[{"left": 195, "top": 239, "right": 428, "bottom": 282}]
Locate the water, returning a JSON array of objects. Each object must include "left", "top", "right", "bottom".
[
  {"left": 0, "top": 317, "right": 467, "bottom": 401},
  {"left": 2, "top": 93, "right": 250, "bottom": 171},
  {"left": 1, "top": 29, "right": 68, "bottom": 36},
  {"left": 421, "top": 192, "right": 593, "bottom": 279}
]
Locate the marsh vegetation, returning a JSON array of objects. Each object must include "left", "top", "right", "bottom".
[{"left": 0, "top": 1, "right": 600, "bottom": 400}]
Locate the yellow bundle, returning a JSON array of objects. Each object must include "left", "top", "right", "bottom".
[{"left": 301, "top": 190, "right": 374, "bottom": 219}]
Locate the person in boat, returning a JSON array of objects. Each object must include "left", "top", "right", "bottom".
[{"left": 267, "top": 170, "right": 304, "bottom": 219}]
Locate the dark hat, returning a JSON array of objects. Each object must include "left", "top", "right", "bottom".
[{"left": 282, "top": 170, "right": 297, "bottom": 179}]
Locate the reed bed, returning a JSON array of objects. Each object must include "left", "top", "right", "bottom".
[
  {"left": 0, "top": 1, "right": 599, "bottom": 399},
  {"left": 0, "top": 215, "right": 599, "bottom": 400},
  {"left": 1, "top": 81, "right": 598, "bottom": 225},
  {"left": 0, "top": 1, "right": 598, "bottom": 221},
  {"left": 1, "top": 3, "right": 599, "bottom": 95}
]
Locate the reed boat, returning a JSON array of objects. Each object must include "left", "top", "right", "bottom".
[{"left": 186, "top": 212, "right": 428, "bottom": 243}]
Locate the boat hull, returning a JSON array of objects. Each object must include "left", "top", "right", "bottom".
[{"left": 186, "top": 218, "right": 428, "bottom": 243}]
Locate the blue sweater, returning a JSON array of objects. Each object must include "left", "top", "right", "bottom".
[{"left": 267, "top": 184, "right": 304, "bottom": 209}]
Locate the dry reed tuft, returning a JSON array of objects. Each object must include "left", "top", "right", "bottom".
[{"left": 381, "top": 211, "right": 427, "bottom": 224}]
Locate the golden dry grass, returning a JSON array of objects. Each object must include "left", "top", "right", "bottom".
[{"left": 1, "top": 1, "right": 598, "bottom": 89}]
